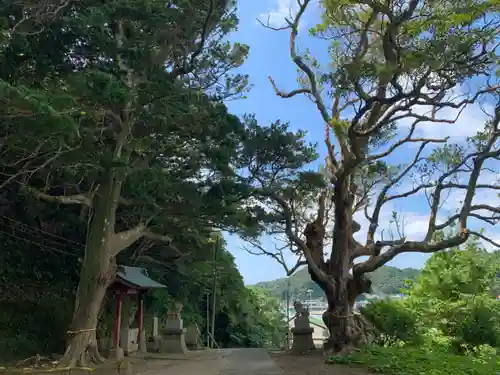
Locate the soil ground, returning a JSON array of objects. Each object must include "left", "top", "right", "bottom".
[
  {"left": 4, "top": 348, "right": 377, "bottom": 375},
  {"left": 269, "top": 350, "right": 376, "bottom": 375}
]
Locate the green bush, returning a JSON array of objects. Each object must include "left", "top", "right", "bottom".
[
  {"left": 407, "top": 295, "right": 500, "bottom": 353},
  {"left": 419, "top": 328, "right": 453, "bottom": 353},
  {"left": 327, "top": 346, "right": 500, "bottom": 375},
  {"left": 449, "top": 297, "right": 500, "bottom": 351},
  {"left": 360, "top": 299, "right": 420, "bottom": 346},
  {"left": 0, "top": 298, "right": 72, "bottom": 361}
]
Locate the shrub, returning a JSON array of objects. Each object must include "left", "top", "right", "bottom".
[
  {"left": 327, "top": 345, "right": 500, "bottom": 375},
  {"left": 412, "top": 295, "right": 500, "bottom": 353},
  {"left": 360, "top": 299, "right": 420, "bottom": 346},
  {"left": 420, "top": 328, "right": 453, "bottom": 353},
  {"left": 450, "top": 297, "right": 500, "bottom": 351}
]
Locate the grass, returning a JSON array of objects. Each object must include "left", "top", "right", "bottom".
[{"left": 327, "top": 346, "right": 500, "bottom": 375}]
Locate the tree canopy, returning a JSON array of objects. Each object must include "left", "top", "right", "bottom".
[
  {"left": 0, "top": 0, "right": 499, "bottom": 364},
  {"left": 0, "top": 0, "right": 314, "bottom": 365},
  {"left": 247, "top": 0, "right": 499, "bottom": 353}
]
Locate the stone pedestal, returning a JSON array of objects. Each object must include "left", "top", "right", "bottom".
[
  {"left": 290, "top": 307, "right": 315, "bottom": 354},
  {"left": 160, "top": 314, "right": 187, "bottom": 354},
  {"left": 158, "top": 303, "right": 188, "bottom": 354},
  {"left": 291, "top": 327, "right": 315, "bottom": 353},
  {"left": 185, "top": 324, "right": 201, "bottom": 350},
  {"left": 166, "top": 317, "right": 183, "bottom": 330},
  {"left": 160, "top": 327, "right": 188, "bottom": 354}
]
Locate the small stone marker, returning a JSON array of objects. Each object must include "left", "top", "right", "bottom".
[{"left": 153, "top": 316, "right": 159, "bottom": 336}]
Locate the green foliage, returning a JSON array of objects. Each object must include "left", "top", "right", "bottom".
[
  {"left": 359, "top": 240, "right": 500, "bottom": 368},
  {"left": 315, "top": 0, "right": 496, "bottom": 95},
  {"left": 408, "top": 240, "right": 497, "bottom": 301},
  {"left": 0, "top": 0, "right": 321, "bottom": 361},
  {"left": 327, "top": 346, "right": 500, "bottom": 375},
  {"left": 404, "top": 241, "right": 500, "bottom": 351},
  {"left": 360, "top": 299, "right": 419, "bottom": 346},
  {"left": 223, "top": 287, "right": 287, "bottom": 348},
  {"left": 0, "top": 212, "right": 288, "bottom": 360}
]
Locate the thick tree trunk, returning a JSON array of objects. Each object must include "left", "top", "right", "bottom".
[
  {"left": 316, "top": 181, "right": 373, "bottom": 354},
  {"left": 320, "top": 279, "right": 373, "bottom": 354},
  {"left": 62, "top": 274, "right": 109, "bottom": 367},
  {"left": 60, "top": 172, "right": 123, "bottom": 367},
  {"left": 309, "top": 267, "right": 367, "bottom": 353}
]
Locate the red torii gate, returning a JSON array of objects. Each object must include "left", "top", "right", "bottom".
[{"left": 108, "top": 265, "right": 166, "bottom": 351}]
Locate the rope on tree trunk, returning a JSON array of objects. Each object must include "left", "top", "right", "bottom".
[
  {"left": 329, "top": 311, "right": 355, "bottom": 318},
  {"left": 66, "top": 328, "right": 97, "bottom": 335}
]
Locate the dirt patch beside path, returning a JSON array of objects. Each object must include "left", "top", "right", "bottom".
[{"left": 269, "top": 350, "right": 376, "bottom": 375}]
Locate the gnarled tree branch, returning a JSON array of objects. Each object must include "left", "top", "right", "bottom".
[{"left": 354, "top": 100, "right": 500, "bottom": 275}]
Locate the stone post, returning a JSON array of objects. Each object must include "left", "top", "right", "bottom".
[
  {"left": 147, "top": 316, "right": 162, "bottom": 353},
  {"left": 153, "top": 316, "right": 159, "bottom": 336},
  {"left": 185, "top": 324, "right": 202, "bottom": 350}
]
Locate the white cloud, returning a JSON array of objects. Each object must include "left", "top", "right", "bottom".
[
  {"left": 418, "top": 102, "right": 491, "bottom": 140},
  {"left": 395, "top": 84, "right": 493, "bottom": 141},
  {"left": 353, "top": 202, "right": 431, "bottom": 245},
  {"left": 257, "top": 0, "right": 306, "bottom": 29}
]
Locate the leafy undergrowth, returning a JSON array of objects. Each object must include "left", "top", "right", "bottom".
[{"left": 327, "top": 346, "right": 500, "bottom": 375}]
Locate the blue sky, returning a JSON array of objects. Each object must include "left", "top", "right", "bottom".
[{"left": 222, "top": 0, "right": 499, "bottom": 285}]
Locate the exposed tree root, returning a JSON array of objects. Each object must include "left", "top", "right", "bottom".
[
  {"left": 323, "top": 310, "right": 375, "bottom": 355},
  {"left": 59, "top": 330, "right": 107, "bottom": 368}
]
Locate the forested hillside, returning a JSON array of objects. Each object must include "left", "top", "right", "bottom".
[
  {"left": 0, "top": 211, "right": 287, "bottom": 361},
  {"left": 254, "top": 266, "right": 420, "bottom": 300}
]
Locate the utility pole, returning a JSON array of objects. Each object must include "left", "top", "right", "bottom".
[
  {"left": 210, "top": 235, "right": 219, "bottom": 348},
  {"left": 205, "top": 291, "right": 210, "bottom": 347},
  {"left": 286, "top": 279, "right": 291, "bottom": 350}
]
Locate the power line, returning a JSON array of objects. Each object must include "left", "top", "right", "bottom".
[
  {"left": 0, "top": 222, "right": 85, "bottom": 254},
  {"left": 0, "top": 216, "right": 228, "bottom": 291},
  {"left": 0, "top": 215, "right": 84, "bottom": 247},
  {"left": 0, "top": 226, "right": 216, "bottom": 294},
  {"left": 0, "top": 228, "right": 81, "bottom": 258}
]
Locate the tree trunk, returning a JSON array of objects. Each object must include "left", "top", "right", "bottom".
[
  {"left": 320, "top": 277, "right": 373, "bottom": 354},
  {"left": 60, "top": 171, "right": 123, "bottom": 367},
  {"left": 319, "top": 181, "right": 373, "bottom": 354},
  {"left": 62, "top": 275, "right": 109, "bottom": 367}
]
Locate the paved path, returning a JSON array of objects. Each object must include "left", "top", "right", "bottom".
[
  {"left": 220, "top": 348, "right": 282, "bottom": 375},
  {"left": 134, "top": 348, "right": 282, "bottom": 375}
]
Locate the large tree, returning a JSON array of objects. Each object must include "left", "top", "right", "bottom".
[
  {"left": 0, "top": 0, "right": 319, "bottom": 365},
  {"left": 250, "top": 0, "right": 500, "bottom": 353}
]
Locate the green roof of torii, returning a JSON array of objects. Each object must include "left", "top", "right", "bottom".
[{"left": 116, "top": 265, "right": 166, "bottom": 290}]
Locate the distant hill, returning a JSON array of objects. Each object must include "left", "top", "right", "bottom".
[{"left": 253, "top": 265, "right": 420, "bottom": 300}]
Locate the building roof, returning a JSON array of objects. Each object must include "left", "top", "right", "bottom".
[{"left": 115, "top": 265, "right": 166, "bottom": 290}]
